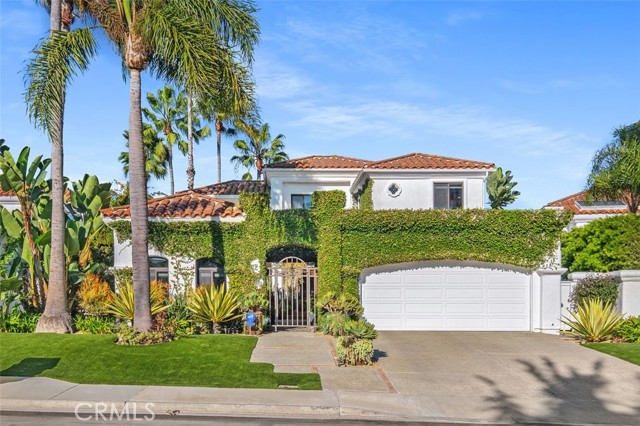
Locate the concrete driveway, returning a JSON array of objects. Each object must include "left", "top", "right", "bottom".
[{"left": 374, "top": 331, "right": 640, "bottom": 424}]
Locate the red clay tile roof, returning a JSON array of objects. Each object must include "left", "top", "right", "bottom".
[
  {"left": 545, "top": 190, "right": 629, "bottom": 215},
  {"left": 101, "top": 192, "right": 243, "bottom": 219},
  {"left": 188, "top": 180, "right": 267, "bottom": 196},
  {"left": 266, "top": 155, "right": 371, "bottom": 169},
  {"left": 365, "top": 153, "right": 495, "bottom": 170},
  {"left": 0, "top": 190, "right": 16, "bottom": 197}
]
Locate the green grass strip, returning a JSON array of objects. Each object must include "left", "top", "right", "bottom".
[
  {"left": 583, "top": 343, "right": 640, "bottom": 366},
  {"left": 0, "top": 333, "right": 321, "bottom": 390}
]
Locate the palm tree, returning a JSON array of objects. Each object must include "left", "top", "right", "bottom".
[
  {"left": 232, "top": 122, "right": 288, "bottom": 180},
  {"left": 142, "top": 86, "right": 187, "bottom": 195},
  {"left": 587, "top": 121, "right": 640, "bottom": 213},
  {"left": 119, "top": 125, "right": 168, "bottom": 181},
  {"left": 198, "top": 65, "right": 257, "bottom": 184},
  {"left": 85, "top": 0, "right": 258, "bottom": 331},
  {"left": 182, "top": 93, "right": 211, "bottom": 190},
  {"left": 25, "top": 0, "right": 96, "bottom": 333}
]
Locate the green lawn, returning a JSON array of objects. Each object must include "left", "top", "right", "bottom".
[
  {"left": 0, "top": 333, "right": 321, "bottom": 390},
  {"left": 583, "top": 343, "right": 640, "bottom": 366}
]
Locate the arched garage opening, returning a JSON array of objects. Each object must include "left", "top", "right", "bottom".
[{"left": 360, "top": 261, "right": 533, "bottom": 331}]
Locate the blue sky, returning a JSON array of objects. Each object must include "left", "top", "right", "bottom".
[{"left": 1, "top": 0, "right": 639, "bottom": 208}]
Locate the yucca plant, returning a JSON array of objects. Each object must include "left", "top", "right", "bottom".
[
  {"left": 187, "top": 285, "right": 243, "bottom": 334},
  {"left": 107, "top": 280, "right": 171, "bottom": 322},
  {"left": 561, "top": 298, "right": 624, "bottom": 342}
]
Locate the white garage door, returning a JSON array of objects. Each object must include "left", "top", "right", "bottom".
[{"left": 361, "top": 266, "right": 531, "bottom": 331}]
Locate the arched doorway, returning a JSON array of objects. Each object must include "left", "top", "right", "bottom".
[{"left": 267, "top": 256, "right": 318, "bottom": 331}]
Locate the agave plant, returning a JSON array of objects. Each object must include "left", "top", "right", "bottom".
[
  {"left": 107, "top": 280, "right": 171, "bottom": 323},
  {"left": 561, "top": 298, "right": 624, "bottom": 342},
  {"left": 187, "top": 285, "right": 243, "bottom": 334}
]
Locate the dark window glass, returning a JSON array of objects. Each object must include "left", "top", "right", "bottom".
[
  {"left": 149, "top": 257, "right": 168, "bottom": 268},
  {"left": 291, "top": 194, "right": 312, "bottom": 209},
  {"left": 434, "top": 183, "right": 463, "bottom": 210}
]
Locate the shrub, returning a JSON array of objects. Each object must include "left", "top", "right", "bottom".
[
  {"left": 74, "top": 315, "right": 116, "bottom": 334},
  {"left": 107, "top": 280, "right": 171, "bottom": 322},
  {"left": 562, "top": 215, "right": 640, "bottom": 273},
  {"left": 318, "top": 312, "right": 350, "bottom": 336},
  {"left": 187, "top": 285, "right": 243, "bottom": 334},
  {"left": 344, "top": 318, "right": 378, "bottom": 340},
  {"left": 614, "top": 316, "right": 640, "bottom": 343},
  {"left": 569, "top": 274, "right": 620, "bottom": 310},
  {"left": 0, "top": 313, "right": 41, "bottom": 333},
  {"left": 317, "top": 291, "right": 363, "bottom": 316},
  {"left": 76, "top": 274, "right": 114, "bottom": 316},
  {"left": 561, "top": 298, "right": 624, "bottom": 342},
  {"left": 336, "top": 336, "right": 374, "bottom": 366},
  {"left": 116, "top": 325, "right": 175, "bottom": 346}
]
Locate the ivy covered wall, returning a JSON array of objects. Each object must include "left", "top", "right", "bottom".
[{"left": 109, "top": 190, "right": 572, "bottom": 296}]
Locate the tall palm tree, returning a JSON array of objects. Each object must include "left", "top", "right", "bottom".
[
  {"left": 25, "top": 0, "right": 96, "bottom": 332},
  {"left": 119, "top": 125, "right": 168, "bottom": 181},
  {"left": 231, "top": 122, "right": 288, "bottom": 180},
  {"left": 182, "top": 93, "right": 211, "bottom": 190},
  {"left": 143, "top": 86, "right": 187, "bottom": 195},
  {"left": 198, "top": 65, "right": 257, "bottom": 184},
  {"left": 85, "top": 0, "right": 258, "bottom": 331}
]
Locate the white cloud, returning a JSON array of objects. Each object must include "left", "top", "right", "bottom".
[{"left": 445, "top": 10, "right": 485, "bottom": 26}]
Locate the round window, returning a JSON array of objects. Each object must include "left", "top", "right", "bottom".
[{"left": 387, "top": 183, "right": 402, "bottom": 197}]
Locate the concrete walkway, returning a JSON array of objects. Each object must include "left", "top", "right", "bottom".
[{"left": 1, "top": 331, "right": 639, "bottom": 424}]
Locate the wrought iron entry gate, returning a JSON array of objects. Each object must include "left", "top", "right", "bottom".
[{"left": 267, "top": 257, "right": 318, "bottom": 331}]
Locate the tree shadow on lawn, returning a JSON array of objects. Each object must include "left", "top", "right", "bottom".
[
  {"left": 1, "top": 358, "right": 60, "bottom": 378},
  {"left": 476, "top": 357, "right": 640, "bottom": 425}
]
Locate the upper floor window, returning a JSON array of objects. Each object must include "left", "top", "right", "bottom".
[
  {"left": 149, "top": 256, "right": 169, "bottom": 283},
  {"left": 434, "top": 183, "right": 463, "bottom": 209},
  {"left": 291, "top": 194, "right": 312, "bottom": 209}
]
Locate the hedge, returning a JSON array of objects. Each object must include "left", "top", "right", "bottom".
[{"left": 562, "top": 214, "right": 640, "bottom": 273}]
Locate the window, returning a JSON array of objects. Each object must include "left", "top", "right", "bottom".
[
  {"left": 197, "top": 258, "right": 225, "bottom": 286},
  {"left": 291, "top": 194, "right": 312, "bottom": 209},
  {"left": 386, "top": 183, "right": 402, "bottom": 197},
  {"left": 434, "top": 183, "right": 463, "bottom": 209},
  {"left": 575, "top": 200, "right": 626, "bottom": 210},
  {"left": 149, "top": 257, "right": 169, "bottom": 283}
]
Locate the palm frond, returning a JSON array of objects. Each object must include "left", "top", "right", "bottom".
[{"left": 24, "top": 28, "right": 97, "bottom": 137}]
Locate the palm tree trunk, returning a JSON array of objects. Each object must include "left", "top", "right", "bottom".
[
  {"left": 128, "top": 68, "right": 152, "bottom": 332},
  {"left": 36, "top": 0, "right": 72, "bottom": 333},
  {"left": 168, "top": 145, "right": 174, "bottom": 195},
  {"left": 216, "top": 118, "right": 222, "bottom": 183},
  {"left": 186, "top": 92, "right": 195, "bottom": 190}
]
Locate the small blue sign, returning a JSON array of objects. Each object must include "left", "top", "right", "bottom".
[{"left": 246, "top": 311, "right": 256, "bottom": 327}]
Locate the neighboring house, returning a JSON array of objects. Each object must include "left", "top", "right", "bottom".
[
  {"left": 0, "top": 190, "right": 19, "bottom": 213},
  {"left": 544, "top": 190, "right": 629, "bottom": 230},
  {"left": 264, "top": 153, "right": 495, "bottom": 210}
]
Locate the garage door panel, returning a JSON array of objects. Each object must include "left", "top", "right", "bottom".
[
  {"left": 488, "top": 318, "right": 528, "bottom": 330},
  {"left": 487, "top": 288, "right": 528, "bottom": 299},
  {"left": 446, "top": 303, "right": 485, "bottom": 314},
  {"left": 365, "top": 302, "right": 403, "bottom": 314},
  {"left": 405, "top": 288, "right": 443, "bottom": 299},
  {"left": 445, "top": 274, "right": 485, "bottom": 284},
  {"left": 446, "top": 318, "right": 487, "bottom": 330},
  {"left": 445, "top": 288, "right": 484, "bottom": 299},
  {"left": 487, "top": 303, "right": 528, "bottom": 314},
  {"left": 405, "top": 303, "right": 443, "bottom": 313},
  {"left": 364, "top": 288, "right": 402, "bottom": 300},
  {"left": 362, "top": 266, "right": 531, "bottom": 331},
  {"left": 404, "top": 274, "right": 442, "bottom": 284}
]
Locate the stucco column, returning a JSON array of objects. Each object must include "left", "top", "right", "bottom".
[
  {"left": 532, "top": 268, "right": 567, "bottom": 334},
  {"left": 620, "top": 270, "right": 640, "bottom": 316}
]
